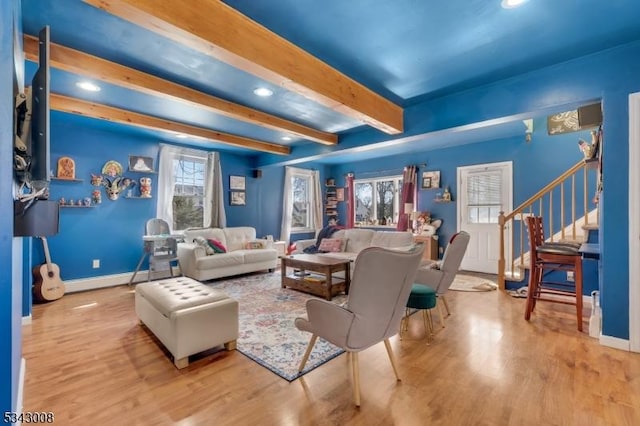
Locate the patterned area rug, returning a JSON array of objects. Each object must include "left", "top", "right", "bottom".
[
  {"left": 449, "top": 273, "right": 499, "bottom": 292},
  {"left": 208, "top": 272, "right": 347, "bottom": 381}
]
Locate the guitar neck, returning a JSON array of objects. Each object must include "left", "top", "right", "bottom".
[{"left": 39, "top": 236, "right": 53, "bottom": 272}]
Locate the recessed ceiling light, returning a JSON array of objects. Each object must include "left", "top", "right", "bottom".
[
  {"left": 175, "top": 133, "right": 188, "bottom": 139},
  {"left": 253, "top": 87, "right": 273, "bottom": 97},
  {"left": 281, "top": 136, "right": 292, "bottom": 141},
  {"left": 501, "top": 0, "right": 529, "bottom": 8},
  {"left": 75, "top": 81, "right": 101, "bottom": 92}
]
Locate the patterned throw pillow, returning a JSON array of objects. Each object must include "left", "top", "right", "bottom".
[
  {"left": 193, "top": 236, "right": 215, "bottom": 255},
  {"left": 318, "top": 238, "right": 344, "bottom": 253},
  {"left": 245, "top": 240, "right": 266, "bottom": 250},
  {"left": 207, "top": 238, "right": 227, "bottom": 253}
]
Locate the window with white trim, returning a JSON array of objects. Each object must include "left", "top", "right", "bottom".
[
  {"left": 172, "top": 154, "right": 206, "bottom": 230},
  {"left": 354, "top": 175, "right": 403, "bottom": 226},
  {"left": 290, "top": 172, "right": 315, "bottom": 233}
]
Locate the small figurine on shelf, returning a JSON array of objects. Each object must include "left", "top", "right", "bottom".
[
  {"left": 140, "top": 177, "right": 152, "bottom": 198},
  {"left": 92, "top": 189, "right": 102, "bottom": 204},
  {"left": 442, "top": 187, "right": 452, "bottom": 202},
  {"left": 91, "top": 174, "right": 103, "bottom": 186}
]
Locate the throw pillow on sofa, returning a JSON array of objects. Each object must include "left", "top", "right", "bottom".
[
  {"left": 318, "top": 238, "right": 344, "bottom": 253},
  {"left": 207, "top": 238, "right": 227, "bottom": 253},
  {"left": 193, "top": 236, "right": 216, "bottom": 255},
  {"left": 245, "top": 240, "right": 267, "bottom": 250}
]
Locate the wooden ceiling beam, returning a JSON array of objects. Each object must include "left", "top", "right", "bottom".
[
  {"left": 24, "top": 35, "right": 335, "bottom": 146},
  {"left": 50, "top": 93, "right": 290, "bottom": 155},
  {"left": 83, "top": 0, "right": 404, "bottom": 134}
]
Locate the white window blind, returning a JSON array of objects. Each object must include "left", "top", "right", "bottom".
[{"left": 466, "top": 171, "right": 502, "bottom": 224}]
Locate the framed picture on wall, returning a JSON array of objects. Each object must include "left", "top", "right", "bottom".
[
  {"left": 128, "top": 155, "right": 154, "bottom": 172},
  {"left": 421, "top": 171, "right": 440, "bottom": 189},
  {"left": 230, "top": 191, "right": 246, "bottom": 206},
  {"left": 230, "top": 175, "right": 246, "bottom": 190}
]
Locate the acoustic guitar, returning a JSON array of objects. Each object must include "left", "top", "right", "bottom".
[{"left": 32, "top": 236, "right": 65, "bottom": 303}]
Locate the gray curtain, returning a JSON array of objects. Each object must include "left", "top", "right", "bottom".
[{"left": 205, "top": 152, "right": 226, "bottom": 228}]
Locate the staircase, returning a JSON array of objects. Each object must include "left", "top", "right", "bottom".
[{"left": 497, "top": 159, "right": 600, "bottom": 289}]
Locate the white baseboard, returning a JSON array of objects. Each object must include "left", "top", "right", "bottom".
[
  {"left": 599, "top": 334, "right": 631, "bottom": 352},
  {"left": 65, "top": 270, "right": 150, "bottom": 293},
  {"left": 21, "top": 314, "right": 32, "bottom": 325},
  {"left": 17, "top": 357, "right": 25, "bottom": 425},
  {"left": 64, "top": 267, "right": 180, "bottom": 293}
]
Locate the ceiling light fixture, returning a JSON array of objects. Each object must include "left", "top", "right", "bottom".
[
  {"left": 175, "top": 133, "right": 188, "bottom": 139},
  {"left": 501, "top": 0, "right": 529, "bottom": 8},
  {"left": 281, "top": 136, "right": 292, "bottom": 141},
  {"left": 253, "top": 87, "right": 274, "bottom": 97},
  {"left": 75, "top": 81, "right": 101, "bottom": 92}
]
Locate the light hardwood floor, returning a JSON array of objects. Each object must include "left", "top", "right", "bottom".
[{"left": 22, "top": 279, "right": 640, "bottom": 425}]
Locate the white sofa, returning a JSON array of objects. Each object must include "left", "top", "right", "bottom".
[
  {"left": 178, "top": 226, "right": 278, "bottom": 281},
  {"left": 293, "top": 228, "right": 414, "bottom": 264}
]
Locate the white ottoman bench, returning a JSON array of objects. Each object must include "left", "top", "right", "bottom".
[{"left": 135, "top": 277, "right": 238, "bottom": 369}]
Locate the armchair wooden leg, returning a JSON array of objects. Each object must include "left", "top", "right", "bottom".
[
  {"left": 352, "top": 351, "right": 361, "bottom": 407},
  {"left": 436, "top": 300, "right": 446, "bottom": 328},
  {"left": 383, "top": 339, "right": 401, "bottom": 381},
  {"left": 441, "top": 295, "right": 451, "bottom": 317},
  {"left": 298, "top": 334, "right": 318, "bottom": 372}
]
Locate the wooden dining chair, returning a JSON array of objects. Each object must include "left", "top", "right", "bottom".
[{"left": 525, "top": 216, "right": 584, "bottom": 331}]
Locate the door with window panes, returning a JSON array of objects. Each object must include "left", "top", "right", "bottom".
[{"left": 457, "top": 162, "right": 512, "bottom": 273}]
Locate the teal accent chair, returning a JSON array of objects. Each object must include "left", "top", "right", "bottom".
[{"left": 404, "top": 231, "right": 470, "bottom": 339}]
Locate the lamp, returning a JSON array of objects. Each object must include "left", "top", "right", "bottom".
[{"left": 404, "top": 203, "right": 414, "bottom": 231}]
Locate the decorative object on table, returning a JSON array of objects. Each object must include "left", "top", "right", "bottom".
[
  {"left": 230, "top": 190, "right": 246, "bottom": 206},
  {"left": 139, "top": 177, "right": 152, "bottom": 198},
  {"left": 229, "top": 175, "right": 246, "bottom": 190},
  {"left": 56, "top": 156, "right": 76, "bottom": 180},
  {"left": 422, "top": 218, "right": 442, "bottom": 236},
  {"left": 128, "top": 155, "right": 154, "bottom": 172},
  {"left": 91, "top": 189, "right": 101, "bottom": 204},
  {"left": 83, "top": 197, "right": 91, "bottom": 207},
  {"left": 421, "top": 171, "right": 440, "bottom": 189},
  {"left": 415, "top": 211, "right": 430, "bottom": 234}
]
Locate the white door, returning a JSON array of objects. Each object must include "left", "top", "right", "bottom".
[{"left": 457, "top": 162, "right": 513, "bottom": 274}]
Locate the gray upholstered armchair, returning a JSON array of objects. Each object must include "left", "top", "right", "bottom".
[
  {"left": 412, "top": 231, "right": 470, "bottom": 327},
  {"left": 294, "top": 244, "right": 425, "bottom": 406}
]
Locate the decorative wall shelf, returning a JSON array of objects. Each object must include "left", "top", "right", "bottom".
[
  {"left": 125, "top": 195, "right": 152, "bottom": 199},
  {"left": 51, "top": 177, "right": 83, "bottom": 182},
  {"left": 60, "top": 205, "right": 95, "bottom": 209}
]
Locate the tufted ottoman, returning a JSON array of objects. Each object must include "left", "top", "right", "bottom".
[{"left": 135, "top": 277, "right": 238, "bottom": 369}]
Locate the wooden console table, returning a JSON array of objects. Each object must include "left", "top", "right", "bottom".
[
  {"left": 413, "top": 234, "right": 438, "bottom": 261},
  {"left": 281, "top": 254, "right": 351, "bottom": 300}
]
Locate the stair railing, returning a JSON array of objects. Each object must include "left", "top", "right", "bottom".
[{"left": 497, "top": 160, "right": 598, "bottom": 289}]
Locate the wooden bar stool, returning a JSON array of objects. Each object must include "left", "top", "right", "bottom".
[{"left": 525, "top": 216, "right": 584, "bottom": 331}]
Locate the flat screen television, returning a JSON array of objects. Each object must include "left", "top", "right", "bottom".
[
  {"left": 29, "top": 26, "right": 51, "bottom": 185},
  {"left": 14, "top": 200, "right": 59, "bottom": 237}
]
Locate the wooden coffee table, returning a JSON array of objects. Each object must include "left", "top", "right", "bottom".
[{"left": 280, "top": 254, "right": 351, "bottom": 300}]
